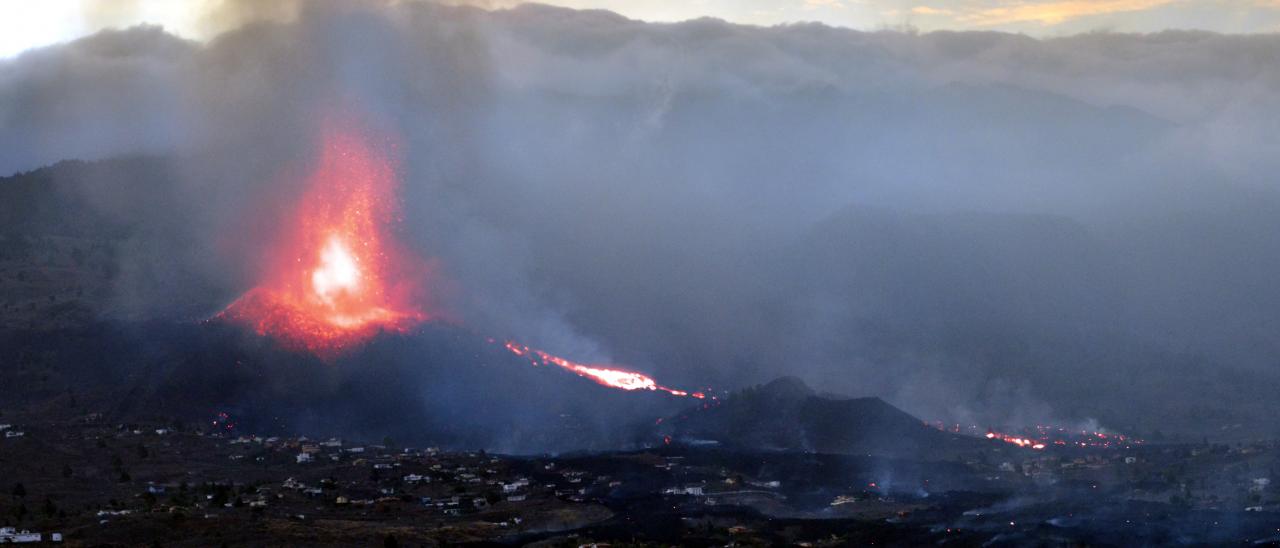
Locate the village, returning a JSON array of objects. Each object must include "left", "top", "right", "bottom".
[{"left": 3, "top": 410, "right": 1280, "bottom": 545}]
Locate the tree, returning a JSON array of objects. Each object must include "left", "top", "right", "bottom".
[
  {"left": 62, "top": 464, "right": 73, "bottom": 478},
  {"left": 383, "top": 534, "right": 400, "bottom": 548},
  {"left": 11, "top": 483, "right": 25, "bottom": 497},
  {"left": 210, "top": 486, "right": 229, "bottom": 507}
]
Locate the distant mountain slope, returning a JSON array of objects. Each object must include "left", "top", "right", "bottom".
[
  {"left": 0, "top": 157, "right": 225, "bottom": 327},
  {"left": 0, "top": 319, "right": 691, "bottom": 454},
  {"left": 658, "top": 376, "right": 985, "bottom": 457}
]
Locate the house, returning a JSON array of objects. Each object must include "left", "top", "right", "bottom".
[
  {"left": 4, "top": 430, "right": 25, "bottom": 438},
  {"left": 507, "top": 494, "right": 527, "bottom": 502},
  {"left": 0, "top": 527, "right": 41, "bottom": 543},
  {"left": 0, "top": 424, "right": 11, "bottom": 431},
  {"left": 296, "top": 453, "right": 314, "bottom": 464},
  {"left": 830, "top": 495, "right": 860, "bottom": 506},
  {"left": 403, "top": 474, "right": 427, "bottom": 484},
  {"left": 663, "top": 485, "right": 704, "bottom": 496},
  {"left": 146, "top": 484, "right": 166, "bottom": 495}
]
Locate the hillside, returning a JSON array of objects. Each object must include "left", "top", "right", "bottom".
[{"left": 658, "top": 376, "right": 985, "bottom": 457}]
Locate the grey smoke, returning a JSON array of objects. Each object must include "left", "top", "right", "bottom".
[{"left": 3, "top": 1, "right": 1280, "bottom": 438}]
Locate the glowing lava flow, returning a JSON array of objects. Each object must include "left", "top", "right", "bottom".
[
  {"left": 985, "top": 431, "right": 1047, "bottom": 450},
  {"left": 502, "top": 341, "right": 707, "bottom": 398},
  {"left": 928, "top": 421, "right": 1140, "bottom": 450},
  {"left": 217, "top": 123, "right": 429, "bottom": 356}
]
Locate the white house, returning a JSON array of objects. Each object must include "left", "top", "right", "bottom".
[
  {"left": 663, "top": 485, "right": 704, "bottom": 496},
  {"left": 0, "top": 527, "right": 41, "bottom": 543}
]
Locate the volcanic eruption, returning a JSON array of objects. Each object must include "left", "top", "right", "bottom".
[
  {"left": 218, "top": 121, "right": 430, "bottom": 357},
  {"left": 217, "top": 117, "right": 706, "bottom": 397}
]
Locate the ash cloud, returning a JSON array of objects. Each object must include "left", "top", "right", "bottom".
[{"left": 4, "top": 1, "right": 1280, "bottom": 438}]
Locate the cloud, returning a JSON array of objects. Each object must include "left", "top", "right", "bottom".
[
  {"left": 804, "top": 0, "right": 848, "bottom": 9},
  {"left": 911, "top": 5, "right": 956, "bottom": 15},
  {"left": 957, "top": 0, "right": 1179, "bottom": 26}
]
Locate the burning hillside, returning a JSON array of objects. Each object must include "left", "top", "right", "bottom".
[
  {"left": 927, "top": 421, "right": 1143, "bottom": 451},
  {"left": 218, "top": 122, "right": 431, "bottom": 356}
]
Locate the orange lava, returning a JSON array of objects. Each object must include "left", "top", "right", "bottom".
[
  {"left": 219, "top": 122, "right": 429, "bottom": 357},
  {"left": 502, "top": 341, "right": 704, "bottom": 398},
  {"left": 986, "top": 431, "right": 1046, "bottom": 450}
]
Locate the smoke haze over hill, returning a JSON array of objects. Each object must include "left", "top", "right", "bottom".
[{"left": 3, "top": 1, "right": 1280, "bottom": 438}]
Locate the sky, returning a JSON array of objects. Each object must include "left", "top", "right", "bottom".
[{"left": 2, "top": 0, "right": 1279, "bottom": 59}]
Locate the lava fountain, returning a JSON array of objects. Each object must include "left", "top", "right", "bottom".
[{"left": 218, "top": 122, "right": 429, "bottom": 356}]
